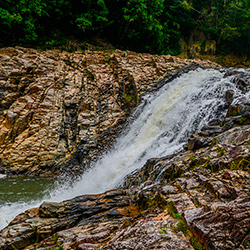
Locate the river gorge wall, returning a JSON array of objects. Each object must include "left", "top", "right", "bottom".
[{"left": 0, "top": 47, "right": 220, "bottom": 177}]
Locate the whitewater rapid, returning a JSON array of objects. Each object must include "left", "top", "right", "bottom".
[{"left": 0, "top": 68, "right": 246, "bottom": 230}]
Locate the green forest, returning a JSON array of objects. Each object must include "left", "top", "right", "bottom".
[{"left": 1, "top": 0, "right": 250, "bottom": 56}]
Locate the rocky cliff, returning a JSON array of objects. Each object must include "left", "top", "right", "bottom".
[{"left": 0, "top": 47, "right": 219, "bottom": 177}]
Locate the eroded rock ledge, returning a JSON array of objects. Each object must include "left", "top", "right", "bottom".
[{"left": 0, "top": 47, "right": 220, "bottom": 177}]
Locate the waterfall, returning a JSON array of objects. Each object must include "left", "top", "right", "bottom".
[{"left": 0, "top": 67, "right": 246, "bottom": 230}]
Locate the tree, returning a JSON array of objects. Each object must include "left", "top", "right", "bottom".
[
  {"left": 0, "top": 0, "right": 48, "bottom": 42},
  {"left": 75, "top": 0, "right": 109, "bottom": 32}
]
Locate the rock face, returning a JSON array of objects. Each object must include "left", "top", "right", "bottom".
[
  {"left": 0, "top": 47, "right": 220, "bottom": 177},
  {"left": 1, "top": 69, "right": 250, "bottom": 249},
  {"left": 0, "top": 186, "right": 196, "bottom": 250}
]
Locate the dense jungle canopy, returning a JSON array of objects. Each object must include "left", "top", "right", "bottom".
[{"left": 0, "top": 0, "right": 250, "bottom": 56}]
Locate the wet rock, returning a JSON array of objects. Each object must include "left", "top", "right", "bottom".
[
  {"left": 168, "top": 193, "right": 196, "bottom": 213},
  {"left": 77, "top": 243, "right": 100, "bottom": 249},
  {"left": 233, "top": 74, "right": 250, "bottom": 93},
  {"left": 226, "top": 104, "right": 250, "bottom": 127},
  {"left": 223, "top": 70, "right": 250, "bottom": 92},
  {"left": 225, "top": 90, "right": 234, "bottom": 104},
  {"left": 0, "top": 189, "right": 139, "bottom": 250},
  {"left": 188, "top": 107, "right": 250, "bottom": 151},
  {"left": 199, "top": 125, "right": 225, "bottom": 137},
  {"left": 162, "top": 184, "right": 178, "bottom": 194},
  {"left": 188, "top": 135, "right": 212, "bottom": 150}
]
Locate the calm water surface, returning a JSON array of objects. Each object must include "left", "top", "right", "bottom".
[{"left": 0, "top": 176, "right": 55, "bottom": 205}]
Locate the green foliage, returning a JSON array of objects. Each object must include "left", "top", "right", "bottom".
[
  {"left": 75, "top": 0, "right": 109, "bottom": 31},
  {"left": 238, "top": 116, "right": 247, "bottom": 124},
  {"left": 136, "top": 191, "right": 166, "bottom": 211},
  {"left": 0, "top": 8, "right": 22, "bottom": 27},
  {"left": 11, "top": 245, "right": 18, "bottom": 250},
  {"left": 176, "top": 183, "right": 185, "bottom": 193},
  {"left": 120, "top": 0, "right": 168, "bottom": 53},
  {"left": 0, "top": 0, "right": 250, "bottom": 56},
  {"left": 166, "top": 201, "right": 178, "bottom": 218},
  {"left": 146, "top": 193, "right": 167, "bottom": 210},
  {"left": 0, "top": 0, "right": 183, "bottom": 54},
  {"left": 165, "top": 203, "right": 204, "bottom": 249},
  {"left": 230, "top": 157, "right": 250, "bottom": 172},
  {"left": 193, "top": 196, "right": 201, "bottom": 207},
  {"left": 124, "top": 92, "right": 135, "bottom": 103},
  {"left": 50, "top": 233, "right": 64, "bottom": 250},
  {"left": 160, "top": 224, "right": 168, "bottom": 234},
  {"left": 188, "top": 155, "right": 211, "bottom": 171},
  {"left": 55, "top": 245, "right": 64, "bottom": 250},
  {"left": 169, "top": 220, "right": 188, "bottom": 234},
  {"left": 176, "top": 220, "right": 188, "bottom": 234},
  {"left": 0, "top": 0, "right": 49, "bottom": 42},
  {"left": 191, "top": 238, "right": 203, "bottom": 250},
  {"left": 182, "top": 1, "right": 193, "bottom": 11},
  {"left": 216, "top": 146, "right": 225, "bottom": 156},
  {"left": 52, "top": 234, "right": 59, "bottom": 244},
  {"left": 181, "top": 0, "right": 250, "bottom": 55}
]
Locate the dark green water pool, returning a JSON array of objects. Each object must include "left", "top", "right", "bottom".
[{"left": 0, "top": 176, "right": 56, "bottom": 205}]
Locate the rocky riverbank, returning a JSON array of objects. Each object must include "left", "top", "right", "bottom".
[
  {"left": 1, "top": 47, "right": 250, "bottom": 250},
  {"left": 1, "top": 70, "right": 250, "bottom": 249},
  {"left": 0, "top": 47, "right": 220, "bottom": 177}
]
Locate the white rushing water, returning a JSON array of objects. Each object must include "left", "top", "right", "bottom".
[{"left": 0, "top": 68, "right": 246, "bottom": 229}]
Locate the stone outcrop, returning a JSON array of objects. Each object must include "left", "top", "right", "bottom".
[
  {"left": 1, "top": 68, "right": 250, "bottom": 249},
  {"left": 0, "top": 47, "right": 220, "bottom": 177},
  {"left": 0, "top": 188, "right": 195, "bottom": 250}
]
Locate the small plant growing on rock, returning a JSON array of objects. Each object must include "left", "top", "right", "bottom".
[
  {"left": 136, "top": 191, "right": 166, "bottom": 211},
  {"left": 174, "top": 213, "right": 182, "bottom": 220},
  {"left": 166, "top": 201, "right": 178, "bottom": 218},
  {"left": 160, "top": 224, "right": 168, "bottom": 234},
  {"left": 11, "top": 245, "right": 18, "bottom": 250},
  {"left": 191, "top": 238, "right": 203, "bottom": 250},
  {"left": 188, "top": 155, "right": 211, "bottom": 171},
  {"left": 193, "top": 197, "right": 201, "bottom": 207},
  {"left": 205, "top": 162, "right": 214, "bottom": 172},
  {"left": 176, "top": 220, "right": 188, "bottom": 234},
  {"left": 52, "top": 234, "right": 59, "bottom": 244},
  {"left": 238, "top": 116, "right": 247, "bottom": 124},
  {"left": 216, "top": 146, "right": 225, "bottom": 156},
  {"left": 49, "top": 234, "right": 64, "bottom": 250},
  {"left": 166, "top": 201, "right": 204, "bottom": 250},
  {"left": 230, "top": 157, "right": 250, "bottom": 172},
  {"left": 211, "top": 138, "right": 217, "bottom": 145},
  {"left": 176, "top": 183, "right": 185, "bottom": 193},
  {"left": 189, "top": 155, "right": 196, "bottom": 162}
]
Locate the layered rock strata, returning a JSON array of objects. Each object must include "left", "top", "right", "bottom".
[
  {"left": 0, "top": 47, "right": 220, "bottom": 177},
  {"left": 1, "top": 70, "right": 250, "bottom": 249}
]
